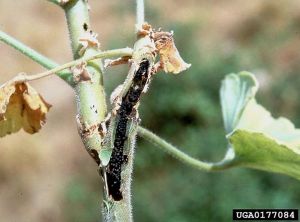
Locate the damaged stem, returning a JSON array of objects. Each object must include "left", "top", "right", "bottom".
[{"left": 102, "top": 27, "right": 157, "bottom": 222}]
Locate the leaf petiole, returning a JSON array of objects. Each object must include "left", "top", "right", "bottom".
[{"left": 2, "top": 47, "right": 133, "bottom": 85}]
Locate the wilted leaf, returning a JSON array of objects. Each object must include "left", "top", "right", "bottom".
[
  {"left": 154, "top": 31, "right": 191, "bottom": 74},
  {"left": 0, "top": 82, "right": 15, "bottom": 121},
  {"left": 221, "top": 72, "right": 300, "bottom": 180},
  {"left": 0, "top": 81, "right": 51, "bottom": 137}
]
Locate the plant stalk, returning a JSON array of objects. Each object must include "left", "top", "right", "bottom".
[
  {"left": 63, "top": 1, "right": 108, "bottom": 220},
  {"left": 102, "top": 1, "right": 157, "bottom": 220},
  {"left": 136, "top": 0, "right": 145, "bottom": 30},
  {"left": 13, "top": 48, "right": 132, "bottom": 83},
  {"left": 137, "top": 126, "right": 235, "bottom": 171}
]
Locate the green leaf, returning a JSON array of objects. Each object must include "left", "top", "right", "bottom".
[
  {"left": 229, "top": 130, "right": 300, "bottom": 180},
  {"left": 220, "top": 71, "right": 258, "bottom": 134},
  {"left": 221, "top": 72, "right": 300, "bottom": 180},
  {"left": 236, "top": 99, "right": 300, "bottom": 153}
]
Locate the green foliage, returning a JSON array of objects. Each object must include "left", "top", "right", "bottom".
[
  {"left": 229, "top": 130, "right": 300, "bottom": 179},
  {"left": 221, "top": 72, "right": 300, "bottom": 179},
  {"left": 220, "top": 72, "right": 258, "bottom": 133}
]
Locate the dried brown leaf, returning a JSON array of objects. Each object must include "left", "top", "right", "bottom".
[
  {"left": 154, "top": 31, "right": 191, "bottom": 74},
  {"left": 0, "top": 82, "right": 51, "bottom": 137}
]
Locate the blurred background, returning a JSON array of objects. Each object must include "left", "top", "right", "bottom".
[{"left": 0, "top": 0, "right": 300, "bottom": 221}]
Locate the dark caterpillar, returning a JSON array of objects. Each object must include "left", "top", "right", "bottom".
[{"left": 106, "top": 59, "right": 150, "bottom": 201}]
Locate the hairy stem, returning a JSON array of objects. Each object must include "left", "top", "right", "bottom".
[
  {"left": 0, "top": 30, "right": 73, "bottom": 85},
  {"left": 102, "top": 27, "right": 157, "bottom": 222},
  {"left": 15, "top": 48, "right": 132, "bottom": 83},
  {"left": 137, "top": 126, "right": 235, "bottom": 171},
  {"left": 63, "top": 0, "right": 107, "bottom": 219},
  {"left": 64, "top": 1, "right": 90, "bottom": 59},
  {"left": 102, "top": 1, "right": 154, "bottom": 220}
]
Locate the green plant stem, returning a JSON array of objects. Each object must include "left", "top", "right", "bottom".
[
  {"left": 17, "top": 48, "right": 132, "bottom": 83},
  {"left": 136, "top": 0, "right": 145, "bottom": 30},
  {"left": 64, "top": 1, "right": 90, "bottom": 59},
  {"left": 137, "top": 126, "right": 235, "bottom": 171},
  {"left": 63, "top": 2, "right": 109, "bottom": 221},
  {"left": 64, "top": 0, "right": 107, "bottom": 145},
  {"left": 0, "top": 30, "right": 73, "bottom": 85},
  {"left": 63, "top": 0, "right": 107, "bottom": 122}
]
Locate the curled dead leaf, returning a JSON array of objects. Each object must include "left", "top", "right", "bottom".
[
  {"left": 154, "top": 31, "right": 191, "bottom": 74},
  {"left": 0, "top": 81, "right": 51, "bottom": 137}
]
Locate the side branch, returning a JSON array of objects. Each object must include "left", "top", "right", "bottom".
[
  {"left": 0, "top": 30, "right": 73, "bottom": 85},
  {"left": 13, "top": 48, "right": 133, "bottom": 83},
  {"left": 137, "top": 126, "right": 235, "bottom": 171}
]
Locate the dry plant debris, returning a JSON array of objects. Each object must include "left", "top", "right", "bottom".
[
  {"left": 154, "top": 30, "right": 191, "bottom": 74},
  {"left": 0, "top": 81, "right": 51, "bottom": 137}
]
